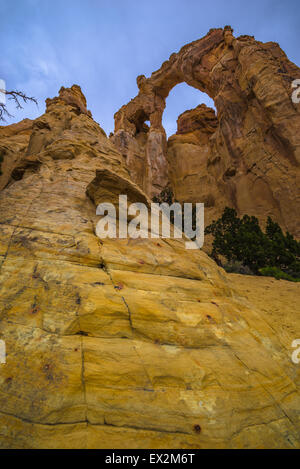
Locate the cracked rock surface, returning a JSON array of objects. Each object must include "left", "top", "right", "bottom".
[{"left": 0, "top": 84, "right": 299, "bottom": 449}]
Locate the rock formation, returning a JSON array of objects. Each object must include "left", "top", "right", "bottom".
[
  {"left": 113, "top": 26, "right": 300, "bottom": 237},
  {"left": 167, "top": 104, "right": 224, "bottom": 229},
  {"left": 112, "top": 74, "right": 168, "bottom": 198},
  {"left": 0, "top": 81, "right": 299, "bottom": 449},
  {"left": 0, "top": 25, "right": 300, "bottom": 448}
]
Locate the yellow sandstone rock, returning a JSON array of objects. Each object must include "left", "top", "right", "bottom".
[{"left": 0, "top": 78, "right": 299, "bottom": 449}]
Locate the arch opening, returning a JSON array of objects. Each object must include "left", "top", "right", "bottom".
[{"left": 162, "top": 83, "right": 216, "bottom": 137}]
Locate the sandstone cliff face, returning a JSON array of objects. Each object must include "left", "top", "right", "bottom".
[
  {"left": 113, "top": 27, "right": 300, "bottom": 237},
  {"left": 167, "top": 104, "right": 224, "bottom": 230},
  {"left": 0, "top": 119, "right": 33, "bottom": 190},
  {"left": 0, "top": 85, "right": 299, "bottom": 449}
]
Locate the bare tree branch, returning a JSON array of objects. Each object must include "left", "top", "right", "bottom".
[{"left": 0, "top": 89, "right": 38, "bottom": 122}]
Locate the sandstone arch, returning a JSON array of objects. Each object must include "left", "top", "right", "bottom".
[{"left": 112, "top": 26, "right": 300, "bottom": 237}]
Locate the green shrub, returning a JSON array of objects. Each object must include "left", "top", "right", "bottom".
[
  {"left": 223, "top": 261, "right": 254, "bottom": 275},
  {"left": 259, "top": 266, "right": 300, "bottom": 282},
  {"left": 205, "top": 207, "right": 300, "bottom": 281},
  {"left": 153, "top": 187, "right": 174, "bottom": 205}
]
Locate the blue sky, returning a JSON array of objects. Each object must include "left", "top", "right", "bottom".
[{"left": 1, "top": 0, "right": 299, "bottom": 136}]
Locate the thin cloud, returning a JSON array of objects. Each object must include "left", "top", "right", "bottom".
[{"left": 0, "top": 0, "right": 299, "bottom": 133}]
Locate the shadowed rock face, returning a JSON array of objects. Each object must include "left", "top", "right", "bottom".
[
  {"left": 0, "top": 84, "right": 299, "bottom": 449},
  {"left": 113, "top": 26, "right": 300, "bottom": 237},
  {"left": 167, "top": 104, "right": 223, "bottom": 230}
]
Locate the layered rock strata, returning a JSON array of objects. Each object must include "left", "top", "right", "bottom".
[{"left": 0, "top": 85, "right": 299, "bottom": 448}]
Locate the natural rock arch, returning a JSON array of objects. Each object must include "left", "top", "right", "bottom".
[
  {"left": 112, "top": 26, "right": 300, "bottom": 237},
  {"left": 113, "top": 27, "right": 232, "bottom": 134}
]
